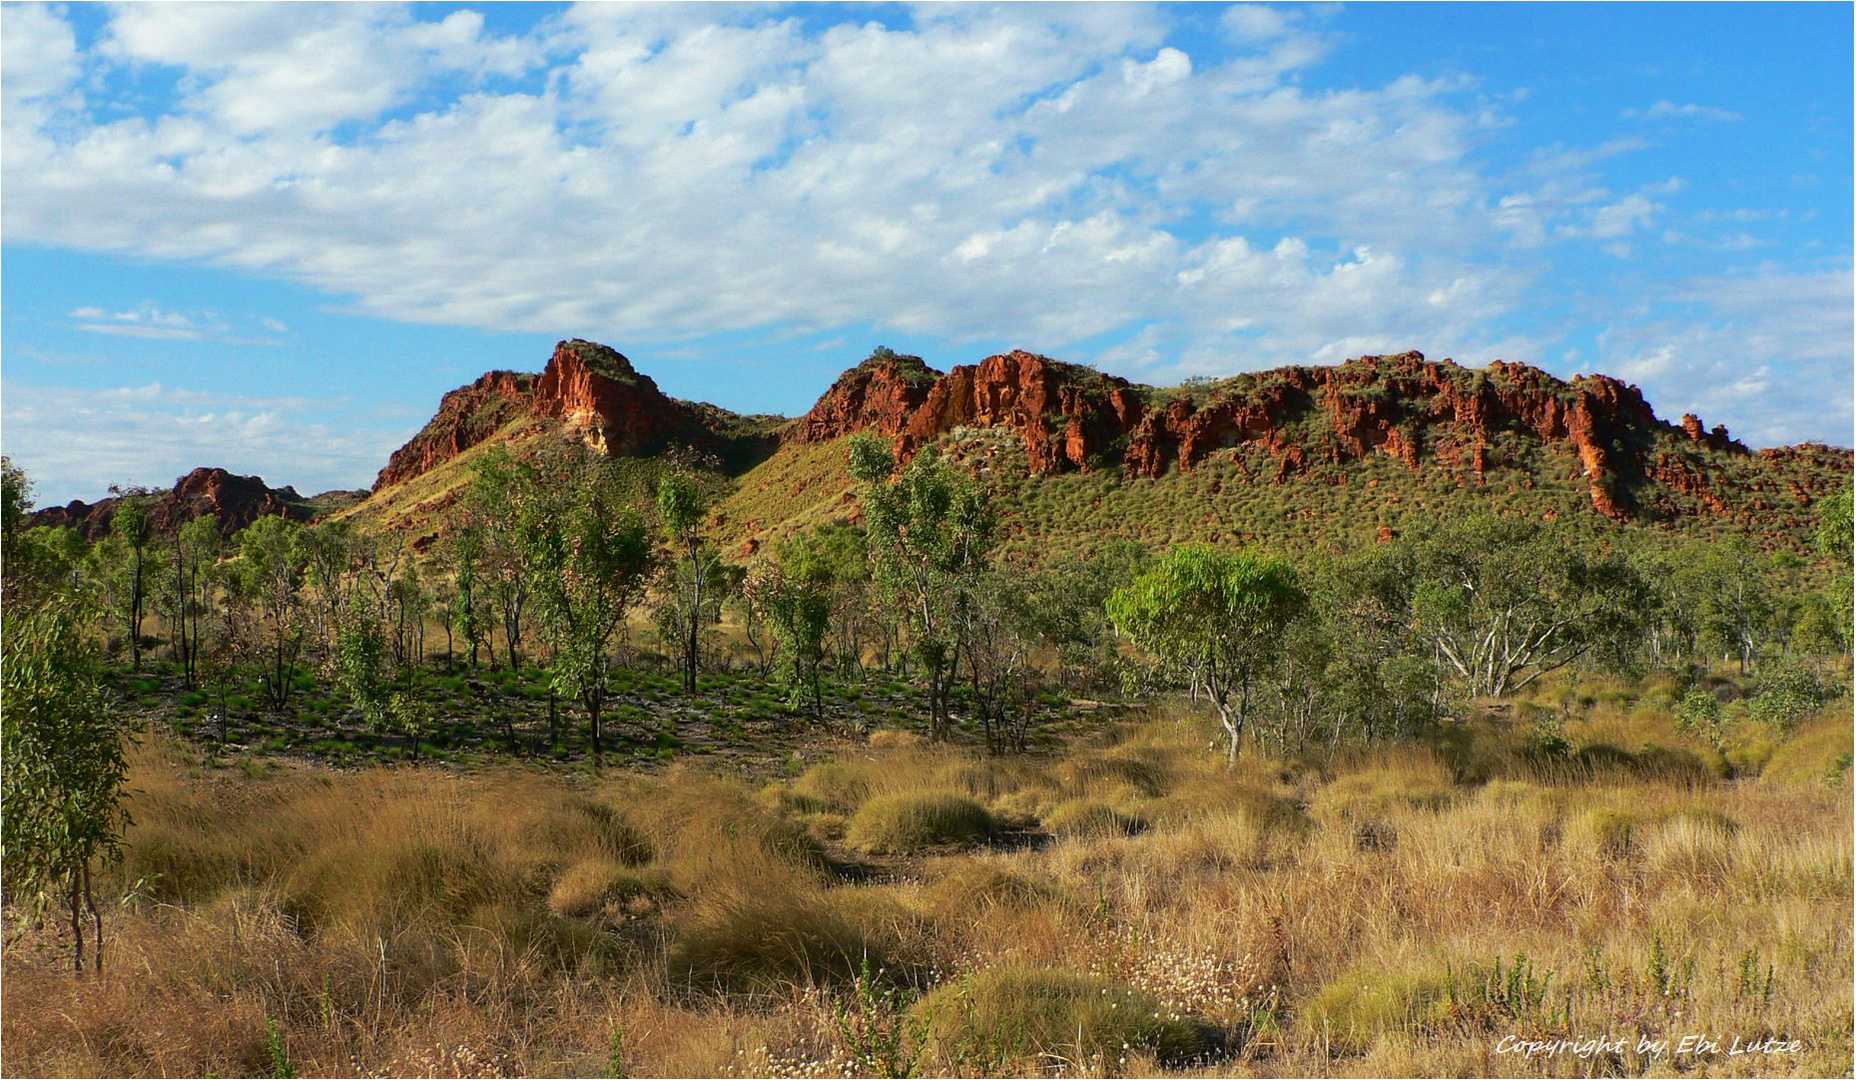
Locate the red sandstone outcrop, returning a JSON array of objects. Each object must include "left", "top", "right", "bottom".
[
  {"left": 792, "top": 346, "right": 1847, "bottom": 525},
  {"left": 27, "top": 467, "right": 320, "bottom": 540},
  {"left": 373, "top": 339, "right": 771, "bottom": 493}
]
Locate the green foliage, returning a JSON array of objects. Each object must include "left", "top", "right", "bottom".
[
  {"left": 2, "top": 595, "right": 132, "bottom": 973},
  {"left": 265, "top": 1016, "right": 297, "bottom": 1079},
  {"left": 852, "top": 437, "right": 995, "bottom": 738},
  {"left": 1673, "top": 690, "right": 1727, "bottom": 749},
  {"left": 1393, "top": 515, "right": 1649, "bottom": 697},
  {"left": 750, "top": 530, "right": 837, "bottom": 717},
  {"left": 835, "top": 954, "right": 932, "bottom": 1078},
  {"left": 1108, "top": 544, "right": 1304, "bottom": 758},
  {"left": 1816, "top": 483, "right": 1852, "bottom": 562},
  {"left": 1746, "top": 663, "right": 1825, "bottom": 733},
  {"left": 524, "top": 465, "right": 657, "bottom": 765}
]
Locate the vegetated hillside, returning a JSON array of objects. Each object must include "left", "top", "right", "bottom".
[
  {"left": 311, "top": 339, "right": 1853, "bottom": 558},
  {"left": 24, "top": 466, "right": 362, "bottom": 540},
  {"left": 728, "top": 347, "right": 1851, "bottom": 561}
]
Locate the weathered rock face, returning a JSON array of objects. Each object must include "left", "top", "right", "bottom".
[
  {"left": 28, "top": 467, "right": 316, "bottom": 540},
  {"left": 793, "top": 347, "right": 1851, "bottom": 525},
  {"left": 373, "top": 370, "right": 535, "bottom": 490},
  {"left": 790, "top": 352, "right": 940, "bottom": 442},
  {"left": 373, "top": 339, "right": 771, "bottom": 492},
  {"left": 791, "top": 349, "right": 1147, "bottom": 474}
]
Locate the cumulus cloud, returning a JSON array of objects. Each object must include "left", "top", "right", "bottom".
[
  {"left": 1, "top": 1, "right": 1531, "bottom": 374},
  {"left": 2, "top": 381, "right": 403, "bottom": 501},
  {"left": 1599, "top": 265, "right": 1853, "bottom": 447},
  {"left": 0, "top": 2, "right": 1846, "bottom": 453}
]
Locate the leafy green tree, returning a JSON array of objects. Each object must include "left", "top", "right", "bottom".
[
  {"left": 110, "top": 494, "right": 155, "bottom": 670},
  {"left": 849, "top": 436, "right": 994, "bottom": 739},
  {"left": 656, "top": 473, "right": 723, "bottom": 695},
  {"left": 294, "top": 521, "right": 355, "bottom": 662},
  {"left": 1816, "top": 483, "right": 1853, "bottom": 563},
  {"left": 958, "top": 567, "right": 1047, "bottom": 753},
  {"left": 160, "top": 516, "right": 223, "bottom": 689},
  {"left": 335, "top": 599, "right": 391, "bottom": 728},
  {"left": 524, "top": 469, "right": 656, "bottom": 766},
  {"left": 1107, "top": 544, "right": 1305, "bottom": 760},
  {"left": 760, "top": 532, "right": 836, "bottom": 719},
  {"left": 1815, "top": 482, "right": 1853, "bottom": 652},
  {"left": 2, "top": 596, "right": 132, "bottom": 974},
  {"left": 1673, "top": 690, "right": 1727, "bottom": 750},
  {"left": 1393, "top": 516, "right": 1648, "bottom": 697},
  {"left": 465, "top": 447, "right": 532, "bottom": 669},
  {"left": 1693, "top": 539, "right": 1771, "bottom": 674},
  {"left": 1, "top": 455, "right": 30, "bottom": 583},
  {"left": 448, "top": 524, "right": 489, "bottom": 668},
  {"left": 231, "top": 516, "right": 309, "bottom": 710}
]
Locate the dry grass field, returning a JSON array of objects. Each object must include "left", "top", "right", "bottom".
[{"left": 4, "top": 688, "right": 1849, "bottom": 1079}]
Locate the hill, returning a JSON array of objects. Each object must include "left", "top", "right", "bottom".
[
  {"left": 730, "top": 346, "right": 1850, "bottom": 560},
  {"left": 37, "top": 339, "right": 1849, "bottom": 555},
  {"left": 24, "top": 466, "right": 363, "bottom": 540}
]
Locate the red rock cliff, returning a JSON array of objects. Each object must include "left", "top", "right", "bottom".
[
  {"left": 373, "top": 339, "right": 766, "bottom": 493},
  {"left": 794, "top": 347, "right": 1841, "bottom": 524}
]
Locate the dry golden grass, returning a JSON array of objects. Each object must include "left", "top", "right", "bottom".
[{"left": 4, "top": 697, "right": 1851, "bottom": 1078}]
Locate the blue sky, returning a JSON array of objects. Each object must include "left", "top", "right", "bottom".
[{"left": 3, "top": 2, "right": 1850, "bottom": 504}]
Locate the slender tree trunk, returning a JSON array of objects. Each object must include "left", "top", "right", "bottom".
[
  {"left": 83, "top": 861, "right": 102, "bottom": 976},
  {"left": 67, "top": 870, "right": 84, "bottom": 974},
  {"left": 589, "top": 694, "right": 603, "bottom": 768}
]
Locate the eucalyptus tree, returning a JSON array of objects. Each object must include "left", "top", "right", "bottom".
[
  {"left": 2, "top": 596, "right": 132, "bottom": 974},
  {"left": 848, "top": 435, "right": 994, "bottom": 739},
  {"left": 110, "top": 494, "right": 154, "bottom": 670},
  {"left": 465, "top": 447, "right": 532, "bottom": 669},
  {"left": 523, "top": 467, "right": 656, "bottom": 766},
  {"left": 1393, "top": 515, "right": 1648, "bottom": 697},
  {"left": 230, "top": 515, "right": 309, "bottom": 710},
  {"left": 657, "top": 473, "right": 724, "bottom": 694},
  {"left": 1107, "top": 544, "right": 1305, "bottom": 761},
  {"left": 761, "top": 531, "right": 836, "bottom": 720},
  {"left": 164, "top": 516, "right": 223, "bottom": 689}
]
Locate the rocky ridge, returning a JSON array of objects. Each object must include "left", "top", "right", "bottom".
[
  {"left": 27, "top": 467, "right": 330, "bottom": 540},
  {"left": 789, "top": 347, "right": 1845, "bottom": 524},
  {"left": 372, "top": 339, "right": 776, "bottom": 492}
]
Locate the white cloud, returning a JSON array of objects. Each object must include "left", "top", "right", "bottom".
[
  {"left": 64, "top": 302, "right": 282, "bottom": 344},
  {"left": 1599, "top": 265, "right": 1853, "bottom": 447},
  {"left": 1626, "top": 100, "right": 1742, "bottom": 122},
  {"left": 2, "top": 2, "right": 1533, "bottom": 374},
  {"left": 0, "top": 2, "right": 1845, "bottom": 453},
  {"left": 2, "top": 381, "right": 402, "bottom": 502}
]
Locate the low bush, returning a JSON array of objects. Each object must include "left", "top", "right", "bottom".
[
  {"left": 1297, "top": 965, "right": 1449, "bottom": 1054},
  {"left": 914, "top": 966, "right": 1214, "bottom": 1067},
  {"left": 846, "top": 792, "right": 996, "bottom": 854}
]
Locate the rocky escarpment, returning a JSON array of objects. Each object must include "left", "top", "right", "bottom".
[
  {"left": 791, "top": 348, "right": 1851, "bottom": 524},
  {"left": 374, "top": 339, "right": 775, "bottom": 492},
  {"left": 28, "top": 467, "right": 321, "bottom": 539}
]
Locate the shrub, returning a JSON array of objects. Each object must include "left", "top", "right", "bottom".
[
  {"left": 1297, "top": 966, "right": 1449, "bottom": 1054},
  {"left": 1762, "top": 709, "right": 1856, "bottom": 786},
  {"left": 914, "top": 967, "right": 1213, "bottom": 1066},
  {"left": 666, "top": 885, "right": 921, "bottom": 993},
  {"left": 846, "top": 793, "right": 996, "bottom": 854},
  {"left": 1044, "top": 799, "right": 1147, "bottom": 838},
  {"left": 924, "top": 860, "right": 1059, "bottom": 917},
  {"left": 1573, "top": 809, "right": 1636, "bottom": 859}
]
